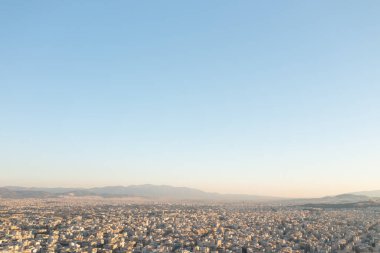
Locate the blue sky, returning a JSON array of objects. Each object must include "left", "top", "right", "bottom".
[{"left": 1, "top": 1, "right": 379, "bottom": 197}]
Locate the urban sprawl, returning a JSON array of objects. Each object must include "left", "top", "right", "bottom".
[{"left": 0, "top": 199, "right": 379, "bottom": 253}]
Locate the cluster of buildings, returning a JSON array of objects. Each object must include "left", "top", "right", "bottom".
[{"left": 0, "top": 198, "right": 379, "bottom": 253}]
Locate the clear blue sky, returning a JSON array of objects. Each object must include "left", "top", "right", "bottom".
[{"left": 1, "top": 1, "right": 379, "bottom": 197}]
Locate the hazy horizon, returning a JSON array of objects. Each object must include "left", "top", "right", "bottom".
[
  {"left": 1, "top": 1, "right": 380, "bottom": 198},
  {"left": 1, "top": 183, "right": 379, "bottom": 199}
]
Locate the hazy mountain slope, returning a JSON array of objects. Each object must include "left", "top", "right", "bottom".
[
  {"left": 300, "top": 200, "right": 380, "bottom": 209},
  {"left": 1, "top": 185, "right": 378, "bottom": 202},
  {"left": 0, "top": 187, "right": 55, "bottom": 198},
  {"left": 1, "top": 185, "right": 279, "bottom": 200},
  {"left": 350, "top": 190, "right": 380, "bottom": 198},
  {"left": 83, "top": 185, "right": 283, "bottom": 200},
  {"left": 4, "top": 186, "right": 84, "bottom": 194},
  {"left": 89, "top": 185, "right": 210, "bottom": 199},
  {"left": 281, "top": 194, "right": 375, "bottom": 206}
]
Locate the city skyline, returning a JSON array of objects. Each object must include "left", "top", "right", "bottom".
[{"left": 1, "top": 1, "right": 380, "bottom": 198}]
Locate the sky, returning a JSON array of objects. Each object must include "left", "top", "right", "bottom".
[{"left": 1, "top": 1, "right": 379, "bottom": 198}]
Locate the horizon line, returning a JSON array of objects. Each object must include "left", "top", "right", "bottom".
[{"left": 1, "top": 184, "right": 378, "bottom": 199}]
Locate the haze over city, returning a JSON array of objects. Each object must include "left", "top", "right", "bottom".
[{"left": 1, "top": 1, "right": 380, "bottom": 198}]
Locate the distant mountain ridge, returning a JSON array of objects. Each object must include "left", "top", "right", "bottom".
[
  {"left": 1, "top": 185, "right": 379, "bottom": 203},
  {"left": 300, "top": 201, "right": 380, "bottom": 209},
  {"left": 0, "top": 185, "right": 282, "bottom": 201},
  {"left": 286, "top": 193, "right": 377, "bottom": 205},
  {"left": 350, "top": 190, "right": 380, "bottom": 198}
]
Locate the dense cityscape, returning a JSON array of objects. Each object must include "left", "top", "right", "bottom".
[{"left": 0, "top": 198, "right": 379, "bottom": 253}]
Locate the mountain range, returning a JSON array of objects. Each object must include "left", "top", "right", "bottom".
[
  {"left": 0, "top": 185, "right": 281, "bottom": 201},
  {"left": 0, "top": 185, "right": 379, "bottom": 204}
]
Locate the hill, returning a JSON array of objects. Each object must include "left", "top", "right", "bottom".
[{"left": 350, "top": 190, "right": 380, "bottom": 198}]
